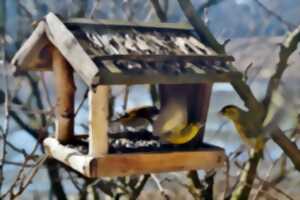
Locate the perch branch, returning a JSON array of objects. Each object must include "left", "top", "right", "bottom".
[
  {"left": 177, "top": 0, "right": 264, "bottom": 115},
  {"left": 177, "top": 0, "right": 300, "bottom": 172},
  {"left": 230, "top": 150, "right": 263, "bottom": 200}
]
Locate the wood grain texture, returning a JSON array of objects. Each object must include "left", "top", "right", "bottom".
[
  {"left": 88, "top": 86, "right": 110, "bottom": 156},
  {"left": 66, "top": 18, "right": 193, "bottom": 31},
  {"left": 11, "top": 21, "right": 51, "bottom": 71},
  {"left": 44, "top": 137, "right": 225, "bottom": 178},
  {"left": 51, "top": 47, "right": 75, "bottom": 143},
  {"left": 95, "top": 68, "right": 240, "bottom": 85},
  {"left": 45, "top": 12, "right": 100, "bottom": 86},
  {"left": 92, "top": 54, "right": 234, "bottom": 62},
  {"left": 90, "top": 149, "right": 225, "bottom": 177},
  {"left": 44, "top": 137, "right": 94, "bottom": 177}
]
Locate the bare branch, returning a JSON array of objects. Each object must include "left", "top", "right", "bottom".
[
  {"left": 177, "top": 0, "right": 225, "bottom": 53},
  {"left": 197, "top": 0, "right": 226, "bottom": 15},
  {"left": 0, "top": 60, "right": 11, "bottom": 194},
  {"left": 151, "top": 174, "right": 170, "bottom": 199},
  {"left": 230, "top": 150, "right": 263, "bottom": 200},
  {"left": 150, "top": 0, "right": 167, "bottom": 22},
  {"left": 177, "top": 0, "right": 265, "bottom": 115},
  {"left": 253, "top": 0, "right": 296, "bottom": 31},
  {"left": 40, "top": 72, "right": 55, "bottom": 112},
  {"left": 89, "top": 0, "right": 101, "bottom": 19},
  {"left": 271, "top": 127, "right": 300, "bottom": 171},
  {"left": 264, "top": 26, "right": 300, "bottom": 107},
  {"left": 11, "top": 155, "right": 48, "bottom": 199},
  {"left": 130, "top": 174, "right": 150, "bottom": 200}
]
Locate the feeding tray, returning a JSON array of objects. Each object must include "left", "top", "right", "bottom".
[
  {"left": 44, "top": 134, "right": 225, "bottom": 177},
  {"left": 11, "top": 13, "right": 236, "bottom": 177}
]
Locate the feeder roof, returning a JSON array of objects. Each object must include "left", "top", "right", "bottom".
[{"left": 12, "top": 12, "right": 240, "bottom": 86}]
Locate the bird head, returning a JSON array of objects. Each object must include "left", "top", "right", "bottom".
[{"left": 219, "top": 105, "right": 242, "bottom": 121}]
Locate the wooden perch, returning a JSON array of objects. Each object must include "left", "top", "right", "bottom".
[
  {"left": 51, "top": 47, "right": 75, "bottom": 143},
  {"left": 44, "top": 137, "right": 94, "bottom": 176},
  {"left": 44, "top": 136, "right": 226, "bottom": 177},
  {"left": 88, "top": 86, "right": 110, "bottom": 156}
]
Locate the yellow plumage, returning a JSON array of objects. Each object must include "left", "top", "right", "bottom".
[
  {"left": 160, "top": 122, "right": 203, "bottom": 144},
  {"left": 219, "top": 105, "right": 266, "bottom": 152},
  {"left": 153, "top": 97, "right": 202, "bottom": 144}
]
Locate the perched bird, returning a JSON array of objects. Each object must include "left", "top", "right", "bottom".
[
  {"left": 219, "top": 105, "right": 266, "bottom": 152},
  {"left": 159, "top": 122, "right": 203, "bottom": 144},
  {"left": 153, "top": 97, "right": 203, "bottom": 144},
  {"left": 113, "top": 106, "right": 159, "bottom": 129}
]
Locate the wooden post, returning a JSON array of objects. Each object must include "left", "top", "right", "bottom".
[
  {"left": 159, "top": 83, "right": 212, "bottom": 145},
  {"left": 89, "top": 86, "right": 110, "bottom": 156},
  {"left": 188, "top": 83, "right": 212, "bottom": 144},
  {"left": 52, "top": 47, "right": 76, "bottom": 143}
]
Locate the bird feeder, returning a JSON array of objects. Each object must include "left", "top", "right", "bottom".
[{"left": 12, "top": 13, "right": 240, "bottom": 178}]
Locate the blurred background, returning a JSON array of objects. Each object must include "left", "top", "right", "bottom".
[{"left": 1, "top": 0, "right": 300, "bottom": 199}]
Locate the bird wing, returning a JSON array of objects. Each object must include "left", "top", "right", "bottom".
[{"left": 160, "top": 122, "right": 203, "bottom": 144}]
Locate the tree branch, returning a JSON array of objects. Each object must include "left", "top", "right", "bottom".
[
  {"left": 130, "top": 174, "right": 150, "bottom": 200},
  {"left": 264, "top": 26, "right": 300, "bottom": 106},
  {"left": 230, "top": 150, "right": 263, "bottom": 200},
  {"left": 197, "top": 0, "right": 226, "bottom": 15},
  {"left": 177, "top": 0, "right": 265, "bottom": 115},
  {"left": 177, "top": 0, "right": 225, "bottom": 53},
  {"left": 271, "top": 127, "right": 300, "bottom": 171},
  {"left": 253, "top": 0, "right": 296, "bottom": 31},
  {"left": 150, "top": 0, "right": 167, "bottom": 22}
]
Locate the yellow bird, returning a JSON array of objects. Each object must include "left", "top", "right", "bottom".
[
  {"left": 159, "top": 122, "right": 203, "bottom": 144},
  {"left": 152, "top": 99, "right": 203, "bottom": 144},
  {"left": 219, "top": 105, "right": 266, "bottom": 152}
]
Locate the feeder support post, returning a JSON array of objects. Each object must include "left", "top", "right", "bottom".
[
  {"left": 51, "top": 47, "right": 76, "bottom": 143},
  {"left": 89, "top": 86, "right": 110, "bottom": 156}
]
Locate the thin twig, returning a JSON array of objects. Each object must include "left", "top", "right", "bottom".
[
  {"left": 0, "top": 141, "right": 40, "bottom": 199},
  {"left": 12, "top": 155, "right": 48, "bottom": 199},
  {"left": 223, "top": 157, "right": 230, "bottom": 200},
  {"left": 2, "top": 160, "right": 36, "bottom": 168},
  {"left": 253, "top": 0, "right": 296, "bottom": 31},
  {"left": 0, "top": 59, "right": 11, "bottom": 194},
  {"left": 66, "top": 170, "right": 82, "bottom": 192},
  {"left": 151, "top": 174, "right": 170, "bottom": 199},
  {"left": 89, "top": 0, "right": 101, "bottom": 19},
  {"left": 75, "top": 88, "right": 89, "bottom": 116},
  {"left": 40, "top": 72, "right": 55, "bottom": 112},
  {"left": 235, "top": 161, "right": 294, "bottom": 200},
  {"left": 123, "top": 86, "right": 130, "bottom": 111}
]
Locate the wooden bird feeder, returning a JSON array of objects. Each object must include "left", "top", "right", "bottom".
[{"left": 12, "top": 13, "right": 240, "bottom": 178}]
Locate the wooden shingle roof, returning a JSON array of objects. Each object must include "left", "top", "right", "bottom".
[{"left": 12, "top": 13, "right": 240, "bottom": 87}]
